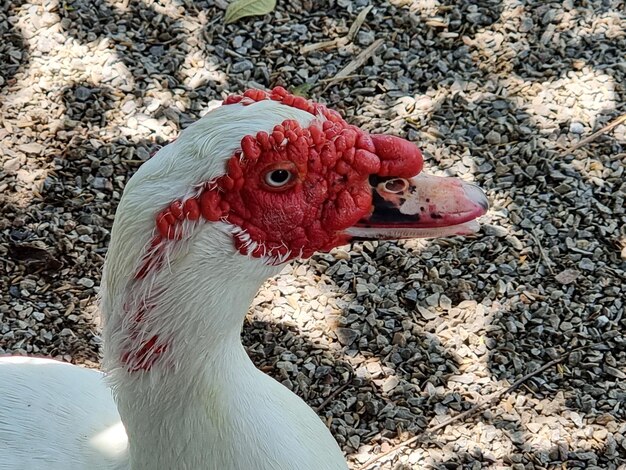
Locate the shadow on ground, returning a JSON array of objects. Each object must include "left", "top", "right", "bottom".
[{"left": 0, "top": 0, "right": 29, "bottom": 93}]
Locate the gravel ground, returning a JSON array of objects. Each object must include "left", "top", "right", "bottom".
[{"left": 1, "top": 0, "right": 625, "bottom": 468}]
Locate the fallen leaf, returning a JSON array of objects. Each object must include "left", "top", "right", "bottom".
[
  {"left": 224, "top": 0, "right": 276, "bottom": 24},
  {"left": 291, "top": 83, "right": 313, "bottom": 98},
  {"left": 346, "top": 5, "right": 373, "bottom": 41},
  {"left": 323, "top": 39, "right": 384, "bottom": 91},
  {"left": 8, "top": 240, "right": 62, "bottom": 270}
]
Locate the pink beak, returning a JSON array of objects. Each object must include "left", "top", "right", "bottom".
[{"left": 349, "top": 172, "right": 489, "bottom": 240}]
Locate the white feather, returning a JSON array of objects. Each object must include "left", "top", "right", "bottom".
[
  {"left": 0, "top": 357, "right": 126, "bottom": 470},
  {"left": 0, "top": 100, "right": 347, "bottom": 470}
]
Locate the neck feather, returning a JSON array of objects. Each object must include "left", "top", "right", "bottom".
[
  {"left": 102, "top": 224, "right": 283, "bottom": 469},
  {"left": 97, "top": 99, "right": 328, "bottom": 469}
]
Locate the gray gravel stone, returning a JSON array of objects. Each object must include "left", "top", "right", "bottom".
[
  {"left": 232, "top": 60, "right": 254, "bottom": 73},
  {"left": 74, "top": 86, "right": 92, "bottom": 102}
]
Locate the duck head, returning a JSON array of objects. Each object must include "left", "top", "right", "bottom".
[{"left": 129, "top": 87, "right": 488, "bottom": 270}]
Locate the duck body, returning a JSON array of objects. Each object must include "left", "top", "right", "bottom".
[
  {"left": 0, "top": 352, "right": 346, "bottom": 470},
  {"left": 0, "top": 357, "right": 126, "bottom": 470},
  {"left": 0, "top": 88, "right": 488, "bottom": 469}
]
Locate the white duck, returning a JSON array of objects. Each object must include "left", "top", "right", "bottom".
[{"left": 0, "top": 87, "right": 488, "bottom": 470}]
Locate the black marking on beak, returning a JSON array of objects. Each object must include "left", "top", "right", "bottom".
[
  {"left": 368, "top": 190, "right": 420, "bottom": 225},
  {"left": 368, "top": 175, "right": 388, "bottom": 186}
]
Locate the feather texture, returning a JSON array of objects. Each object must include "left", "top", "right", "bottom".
[{"left": 0, "top": 100, "right": 348, "bottom": 470}]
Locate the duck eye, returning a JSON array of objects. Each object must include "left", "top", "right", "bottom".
[{"left": 264, "top": 169, "right": 294, "bottom": 188}]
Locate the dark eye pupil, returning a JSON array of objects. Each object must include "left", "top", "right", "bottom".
[{"left": 271, "top": 170, "right": 289, "bottom": 183}]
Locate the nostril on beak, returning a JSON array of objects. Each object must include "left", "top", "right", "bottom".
[
  {"left": 383, "top": 178, "right": 409, "bottom": 194},
  {"left": 464, "top": 183, "right": 490, "bottom": 211}
]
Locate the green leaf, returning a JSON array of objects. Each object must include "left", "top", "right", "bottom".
[
  {"left": 224, "top": 0, "right": 277, "bottom": 24},
  {"left": 291, "top": 83, "right": 313, "bottom": 98}
]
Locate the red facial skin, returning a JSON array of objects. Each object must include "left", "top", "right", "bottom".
[
  {"left": 147, "top": 87, "right": 423, "bottom": 267},
  {"left": 122, "top": 87, "right": 424, "bottom": 372}
]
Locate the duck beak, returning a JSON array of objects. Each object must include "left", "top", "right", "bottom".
[{"left": 347, "top": 172, "right": 489, "bottom": 240}]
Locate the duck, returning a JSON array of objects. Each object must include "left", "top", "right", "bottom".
[{"left": 0, "top": 87, "right": 488, "bottom": 470}]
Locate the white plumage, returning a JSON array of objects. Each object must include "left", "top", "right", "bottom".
[
  {"left": 0, "top": 93, "right": 487, "bottom": 469},
  {"left": 1, "top": 100, "right": 348, "bottom": 470},
  {"left": 0, "top": 357, "right": 127, "bottom": 470}
]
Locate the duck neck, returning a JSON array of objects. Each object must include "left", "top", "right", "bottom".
[{"left": 102, "top": 226, "right": 283, "bottom": 469}]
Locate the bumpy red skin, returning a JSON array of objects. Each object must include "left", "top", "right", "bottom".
[
  {"left": 125, "top": 87, "right": 423, "bottom": 372},
  {"left": 147, "top": 86, "right": 423, "bottom": 267}
]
